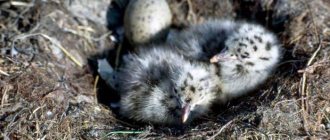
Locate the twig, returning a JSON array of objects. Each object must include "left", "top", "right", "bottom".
[
  {"left": 207, "top": 120, "right": 233, "bottom": 140},
  {"left": 1, "top": 85, "right": 9, "bottom": 107},
  {"left": 10, "top": 1, "right": 32, "bottom": 7},
  {"left": 101, "top": 130, "right": 144, "bottom": 139},
  {"left": 93, "top": 75, "right": 99, "bottom": 102},
  {"left": 0, "top": 69, "right": 10, "bottom": 76},
  {"left": 107, "top": 131, "right": 144, "bottom": 134},
  {"left": 299, "top": 0, "right": 323, "bottom": 134}
]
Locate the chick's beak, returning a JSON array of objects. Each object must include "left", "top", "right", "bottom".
[
  {"left": 210, "top": 53, "right": 224, "bottom": 63},
  {"left": 210, "top": 51, "right": 237, "bottom": 63},
  {"left": 182, "top": 105, "right": 191, "bottom": 123}
]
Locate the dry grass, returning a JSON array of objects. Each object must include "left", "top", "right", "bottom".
[{"left": 1, "top": 0, "right": 329, "bottom": 139}]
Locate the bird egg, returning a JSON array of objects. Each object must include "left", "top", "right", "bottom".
[{"left": 124, "top": 0, "right": 172, "bottom": 45}]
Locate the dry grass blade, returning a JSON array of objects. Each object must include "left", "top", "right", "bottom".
[
  {"left": 207, "top": 120, "right": 233, "bottom": 140},
  {"left": 10, "top": 1, "right": 32, "bottom": 7},
  {"left": 300, "top": 41, "right": 322, "bottom": 131},
  {"left": 299, "top": 0, "right": 323, "bottom": 133},
  {"left": 101, "top": 131, "right": 145, "bottom": 139},
  {"left": 0, "top": 69, "right": 10, "bottom": 76},
  {"left": 94, "top": 75, "right": 99, "bottom": 102},
  {"left": 13, "top": 33, "right": 83, "bottom": 67}
]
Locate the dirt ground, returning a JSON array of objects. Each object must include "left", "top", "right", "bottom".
[{"left": 1, "top": 0, "right": 330, "bottom": 139}]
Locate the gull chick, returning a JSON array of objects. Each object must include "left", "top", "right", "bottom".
[
  {"left": 115, "top": 46, "right": 220, "bottom": 125},
  {"left": 210, "top": 22, "right": 281, "bottom": 101},
  {"left": 169, "top": 20, "right": 281, "bottom": 101}
]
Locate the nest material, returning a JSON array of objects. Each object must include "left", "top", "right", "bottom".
[{"left": 0, "top": 0, "right": 329, "bottom": 139}]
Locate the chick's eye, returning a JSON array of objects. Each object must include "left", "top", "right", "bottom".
[{"left": 185, "top": 98, "right": 191, "bottom": 103}]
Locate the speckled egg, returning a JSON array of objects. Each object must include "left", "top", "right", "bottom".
[{"left": 124, "top": 0, "right": 172, "bottom": 45}]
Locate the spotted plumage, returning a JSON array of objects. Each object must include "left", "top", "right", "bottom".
[{"left": 210, "top": 21, "right": 282, "bottom": 100}]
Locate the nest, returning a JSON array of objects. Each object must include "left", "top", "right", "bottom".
[{"left": 1, "top": 0, "right": 329, "bottom": 139}]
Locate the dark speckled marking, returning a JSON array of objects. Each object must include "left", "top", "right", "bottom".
[
  {"left": 180, "top": 86, "right": 185, "bottom": 91},
  {"left": 236, "top": 64, "right": 244, "bottom": 73},
  {"left": 266, "top": 42, "right": 271, "bottom": 51},
  {"left": 237, "top": 48, "right": 241, "bottom": 53},
  {"left": 244, "top": 52, "right": 249, "bottom": 56},
  {"left": 184, "top": 79, "right": 187, "bottom": 86},
  {"left": 233, "top": 38, "right": 239, "bottom": 42},
  {"left": 249, "top": 39, "right": 255, "bottom": 44},
  {"left": 260, "top": 57, "right": 270, "bottom": 60},
  {"left": 246, "top": 62, "right": 255, "bottom": 66},
  {"left": 253, "top": 45, "right": 258, "bottom": 51},
  {"left": 254, "top": 35, "right": 263, "bottom": 43},
  {"left": 190, "top": 86, "right": 196, "bottom": 93},
  {"left": 241, "top": 55, "right": 248, "bottom": 59},
  {"left": 239, "top": 42, "right": 247, "bottom": 47}
]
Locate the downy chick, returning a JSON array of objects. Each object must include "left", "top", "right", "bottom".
[
  {"left": 116, "top": 46, "right": 220, "bottom": 125},
  {"left": 169, "top": 20, "right": 281, "bottom": 101},
  {"left": 210, "top": 22, "right": 281, "bottom": 101}
]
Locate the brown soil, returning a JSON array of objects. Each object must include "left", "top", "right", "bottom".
[{"left": 1, "top": 0, "right": 329, "bottom": 139}]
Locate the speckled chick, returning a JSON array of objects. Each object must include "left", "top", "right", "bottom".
[
  {"left": 211, "top": 22, "right": 281, "bottom": 101},
  {"left": 169, "top": 20, "right": 281, "bottom": 102},
  {"left": 116, "top": 46, "right": 220, "bottom": 125},
  {"left": 124, "top": 0, "right": 172, "bottom": 45}
]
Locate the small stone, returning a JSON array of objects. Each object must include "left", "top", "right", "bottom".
[
  {"left": 46, "top": 111, "right": 53, "bottom": 118},
  {"left": 325, "top": 107, "right": 330, "bottom": 113}
]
